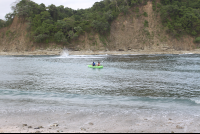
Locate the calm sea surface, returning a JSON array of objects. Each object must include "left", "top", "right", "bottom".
[{"left": 0, "top": 52, "right": 200, "bottom": 118}]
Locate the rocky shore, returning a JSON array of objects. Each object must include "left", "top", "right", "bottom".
[
  {"left": 0, "top": 49, "right": 200, "bottom": 56},
  {"left": 0, "top": 110, "right": 198, "bottom": 133}
]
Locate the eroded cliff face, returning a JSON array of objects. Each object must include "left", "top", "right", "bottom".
[
  {"left": 107, "top": 1, "right": 196, "bottom": 52},
  {"left": 0, "top": 17, "right": 32, "bottom": 52},
  {"left": 0, "top": 1, "right": 198, "bottom": 53}
]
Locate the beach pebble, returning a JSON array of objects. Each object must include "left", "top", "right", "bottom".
[
  {"left": 176, "top": 125, "right": 184, "bottom": 129},
  {"left": 23, "top": 124, "right": 27, "bottom": 127},
  {"left": 57, "top": 130, "right": 63, "bottom": 133},
  {"left": 80, "top": 127, "right": 86, "bottom": 131},
  {"left": 89, "top": 122, "right": 94, "bottom": 125},
  {"left": 38, "top": 126, "right": 43, "bottom": 128},
  {"left": 51, "top": 123, "right": 59, "bottom": 127}
]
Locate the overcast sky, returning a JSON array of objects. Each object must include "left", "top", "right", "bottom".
[{"left": 0, "top": 0, "right": 102, "bottom": 20}]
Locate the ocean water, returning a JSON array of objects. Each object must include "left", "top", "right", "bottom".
[{"left": 0, "top": 51, "right": 200, "bottom": 131}]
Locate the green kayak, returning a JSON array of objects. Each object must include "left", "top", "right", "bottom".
[{"left": 88, "top": 65, "right": 103, "bottom": 69}]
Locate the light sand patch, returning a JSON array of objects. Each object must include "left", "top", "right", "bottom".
[
  {"left": 0, "top": 110, "right": 200, "bottom": 133},
  {"left": 0, "top": 49, "right": 200, "bottom": 56}
]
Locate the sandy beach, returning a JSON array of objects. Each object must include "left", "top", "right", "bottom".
[
  {"left": 1, "top": 109, "right": 199, "bottom": 133},
  {"left": 0, "top": 48, "right": 200, "bottom": 56}
]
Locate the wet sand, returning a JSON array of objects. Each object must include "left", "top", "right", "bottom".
[{"left": 1, "top": 109, "right": 199, "bottom": 133}]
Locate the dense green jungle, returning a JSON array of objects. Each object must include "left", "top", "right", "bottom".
[{"left": 1, "top": 0, "right": 200, "bottom": 44}]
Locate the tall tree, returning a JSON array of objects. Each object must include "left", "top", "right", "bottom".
[{"left": 47, "top": 4, "right": 58, "bottom": 21}]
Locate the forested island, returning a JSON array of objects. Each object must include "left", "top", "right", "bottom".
[{"left": 0, "top": 0, "right": 200, "bottom": 55}]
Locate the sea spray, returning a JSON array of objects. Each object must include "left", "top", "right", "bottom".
[{"left": 60, "top": 49, "right": 69, "bottom": 57}]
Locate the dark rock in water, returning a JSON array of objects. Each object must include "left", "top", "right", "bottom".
[{"left": 28, "top": 126, "right": 32, "bottom": 128}]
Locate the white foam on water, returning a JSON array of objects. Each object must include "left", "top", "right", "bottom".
[
  {"left": 184, "top": 53, "right": 194, "bottom": 54},
  {"left": 190, "top": 98, "right": 200, "bottom": 104},
  {"left": 193, "top": 100, "right": 200, "bottom": 104},
  {"left": 53, "top": 49, "right": 106, "bottom": 59},
  {"left": 179, "top": 53, "right": 194, "bottom": 55},
  {"left": 60, "top": 50, "right": 69, "bottom": 58}
]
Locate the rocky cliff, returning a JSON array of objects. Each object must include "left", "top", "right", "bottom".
[{"left": 0, "top": 1, "right": 199, "bottom": 54}]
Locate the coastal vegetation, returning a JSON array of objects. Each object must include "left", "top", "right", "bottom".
[
  {"left": 0, "top": 0, "right": 148, "bottom": 45},
  {"left": 160, "top": 0, "right": 200, "bottom": 42},
  {"left": 1, "top": 0, "right": 200, "bottom": 45}
]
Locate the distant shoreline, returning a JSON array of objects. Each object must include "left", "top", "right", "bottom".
[{"left": 0, "top": 49, "right": 200, "bottom": 56}]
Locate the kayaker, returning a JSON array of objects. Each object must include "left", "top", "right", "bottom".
[
  {"left": 92, "top": 61, "right": 95, "bottom": 66},
  {"left": 97, "top": 62, "right": 100, "bottom": 66}
]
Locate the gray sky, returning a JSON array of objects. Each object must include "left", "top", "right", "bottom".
[{"left": 0, "top": 0, "right": 102, "bottom": 20}]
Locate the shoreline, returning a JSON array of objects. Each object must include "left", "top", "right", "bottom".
[
  {"left": 0, "top": 109, "right": 199, "bottom": 133},
  {"left": 0, "top": 49, "right": 200, "bottom": 56}
]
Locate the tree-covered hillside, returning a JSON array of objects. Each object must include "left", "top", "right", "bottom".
[
  {"left": 160, "top": 0, "right": 200, "bottom": 42},
  {"left": 1, "top": 0, "right": 200, "bottom": 44},
  {"left": 1, "top": 0, "right": 148, "bottom": 45}
]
